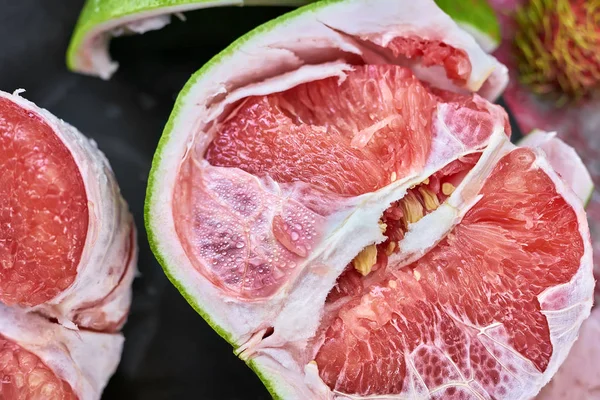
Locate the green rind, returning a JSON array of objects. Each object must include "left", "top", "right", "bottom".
[
  {"left": 145, "top": 1, "right": 346, "bottom": 393},
  {"left": 66, "top": 0, "right": 312, "bottom": 72},
  {"left": 434, "top": 0, "right": 500, "bottom": 43}
]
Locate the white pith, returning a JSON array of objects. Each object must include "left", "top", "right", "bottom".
[
  {"left": 73, "top": 1, "right": 252, "bottom": 79},
  {"left": 146, "top": 0, "right": 592, "bottom": 399},
  {"left": 0, "top": 304, "right": 123, "bottom": 400},
  {"left": 1, "top": 90, "right": 136, "bottom": 331},
  {"left": 518, "top": 130, "right": 594, "bottom": 205}
]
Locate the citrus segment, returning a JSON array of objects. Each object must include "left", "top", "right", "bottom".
[
  {"left": 0, "top": 90, "right": 136, "bottom": 336},
  {"left": 315, "top": 148, "right": 585, "bottom": 397},
  {"left": 174, "top": 164, "right": 325, "bottom": 299},
  {"left": 0, "top": 336, "right": 76, "bottom": 400},
  {"left": 0, "top": 303, "right": 125, "bottom": 400},
  {"left": 386, "top": 38, "right": 471, "bottom": 84},
  {"left": 0, "top": 97, "right": 87, "bottom": 307},
  {"left": 206, "top": 65, "right": 505, "bottom": 196}
]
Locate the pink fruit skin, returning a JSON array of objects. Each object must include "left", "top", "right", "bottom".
[
  {"left": 536, "top": 308, "right": 600, "bottom": 399},
  {"left": 488, "top": 0, "right": 600, "bottom": 302}
]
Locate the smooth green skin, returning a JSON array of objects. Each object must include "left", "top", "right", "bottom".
[
  {"left": 66, "top": 0, "right": 312, "bottom": 72},
  {"left": 434, "top": 0, "right": 500, "bottom": 43}
]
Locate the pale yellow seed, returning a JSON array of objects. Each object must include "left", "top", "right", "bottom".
[
  {"left": 385, "top": 241, "right": 397, "bottom": 256},
  {"left": 388, "top": 280, "right": 398, "bottom": 289},
  {"left": 401, "top": 192, "right": 423, "bottom": 225},
  {"left": 442, "top": 182, "right": 456, "bottom": 196},
  {"left": 418, "top": 187, "right": 440, "bottom": 211},
  {"left": 353, "top": 244, "right": 378, "bottom": 276},
  {"left": 413, "top": 270, "right": 421, "bottom": 281},
  {"left": 423, "top": 178, "right": 430, "bottom": 185},
  {"left": 378, "top": 221, "right": 388, "bottom": 233},
  {"left": 390, "top": 172, "right": 397, "bottom": 182}
]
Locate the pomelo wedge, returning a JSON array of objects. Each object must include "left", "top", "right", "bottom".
[
  {"left": 0, "top": 303, "right": 123, "bottom": 400},
  {"left": 0, "top": 90, "right": 136, "bottom": 332},
  {"left": 145, "top": 0, "right": 592, "bottom": 398},
  {"left": 66, "top": 0, "right": 313, "bottom": 79}
]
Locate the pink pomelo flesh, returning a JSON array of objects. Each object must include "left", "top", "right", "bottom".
[
  {"left": 170, "top": 38, "right": 590, "bottom": 397},
  {"left": 316, "top": 148, "right": 583, "bottom": 396},
  {"left": 0, "top": 98, "right": 87, "bottom": 306},
  {"left": 0, "top": 335, "right": 76, "bottom": 399},
  {"left": 205, "top": 65, "right": 502, "bottom": 196},
  {"left": 175, "top": 65, "right": 508, "bottom": 301}
]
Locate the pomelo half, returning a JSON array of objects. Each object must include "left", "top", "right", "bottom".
[
  {"left": 0, "top": 303, "right": 123, "bottom": 400},
  {"left": 145, "top": 0, "right": 592, "bottom": 398},
  {"left": 66, "top": 0, "right": 313, "bottom": 79},
  {"left": 0, "top": 90, "right": 136, "bottom": 332}
]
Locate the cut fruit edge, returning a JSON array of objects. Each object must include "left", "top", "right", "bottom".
[
  {"left": 0, "top": 90, "right": 136, "bottom": 331},
  {"left": 143, "top": 0, "right": 592, "bottom": 398},
  {"left": 518, "top": 129, "right": 595, "bottom": 207},
  {"left": 0, "top": 303, "right": 124, "bottom": 400},
  {"left": 434, "top": 0, "right": 501, "bottom": 53},
  {"left": 66, "top": 0, "right": 314, "bottom": 79}
]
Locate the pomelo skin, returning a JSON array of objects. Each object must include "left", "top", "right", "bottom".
[
  {"left": 0, "top": 303, "right": 123, "bottom": 400},
  {"left": 67, "top": 0, "right": 314, "bottom": 79},
  {"left": 146, "top": 0, "right": 592, "bottom": 399},
  {"left": 66, "top": 0, "right": 501, "bottom": 79},
  {"left": 0, "top": 90, "right": 136, "bottom": 332}
]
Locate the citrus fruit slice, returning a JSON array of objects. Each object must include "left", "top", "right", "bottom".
[
  {"left": 0, "top": 303, "right": 123, "bottom": 400},
  {"left": 0, "top": 90, "right": 136, "bottom": 332},
  {"left": 145, "top": 0, "right": 592, "bottom": 398},
  {"left": 67, "top": 0, "right": 313, "bottom": 79}
]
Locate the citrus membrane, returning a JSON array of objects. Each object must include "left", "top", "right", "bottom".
[
  {"left": 0, "top": 90, "right": 136, "bottom": 332},
  {"left": 67, "top": 0, "right": 314, "bottom": 79},
  {"left": 0, "top": 303, "right": 124, "bottom": 400},
  {"left": 145, "top": 0, "right": 592, "bottom": 398},
  {"left": 518, "top": 129, "right": 594, "bottom": 206},
  {"left": 435, "top": 0, "right": 501, "bottom": 53}
]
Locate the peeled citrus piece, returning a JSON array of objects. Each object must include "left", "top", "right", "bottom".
[
  {"left": 67, "top": 0, "right": 313, "bottom": 79},
  {"left": 145, "top": 0, "right": 591, "bottom": 398},
  {"left": 0, "top": 304, "right": 123, "bottom": 400},
  {"left": 0, "top": 90, "right": 136, "bottom": 331}
]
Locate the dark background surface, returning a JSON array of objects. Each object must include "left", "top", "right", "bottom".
[{"left": 0, "top": 2, "right": 522, "bottom": 399}]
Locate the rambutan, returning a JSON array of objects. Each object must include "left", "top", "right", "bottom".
[{"left": 515, "top": 0, "right": 600, "bottom": 104}]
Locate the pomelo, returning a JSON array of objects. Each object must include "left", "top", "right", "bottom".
[
  {"left": 0, "top": 90, "right": 136, "bottom": 332},
  {"left": 145, "top": 0, "right": 592, "bottom": 398},
  {"left": 0, "top": 303, "right": 123, "bottom": 400}
]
